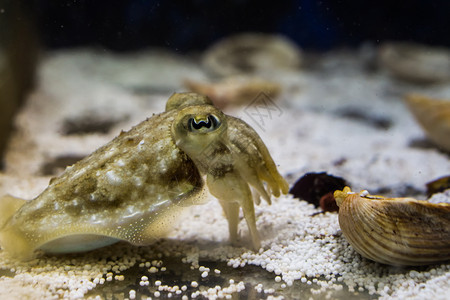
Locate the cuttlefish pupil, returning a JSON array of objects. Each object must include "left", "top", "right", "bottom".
[{"left": 189, "top": 115, "right": 220, "bottom": 131}]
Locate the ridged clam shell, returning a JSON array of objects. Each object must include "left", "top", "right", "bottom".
[
  {"left": 334, "top": 187, "right": 450, "bottom": 266},
  {"left": 405, "top": 94, "right": 450, "bottom": 152}
]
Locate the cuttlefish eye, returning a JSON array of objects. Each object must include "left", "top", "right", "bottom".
[{"left": 188, "top": 114, "right": 221, "bottom": 132}]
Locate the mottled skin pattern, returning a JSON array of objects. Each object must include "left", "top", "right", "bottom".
[{"left": 0, "top": 93, "right": 288, "bottom": 260}]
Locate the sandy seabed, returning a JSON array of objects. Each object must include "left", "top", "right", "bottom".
[{"left": 0, "top": 48, "right": 449, "bottom": 299}]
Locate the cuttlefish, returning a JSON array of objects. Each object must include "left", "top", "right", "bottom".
[{"left": 0, "top": 93, "right": 288, "bottom": 260}]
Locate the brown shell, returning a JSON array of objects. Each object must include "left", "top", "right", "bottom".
[
  {"left": 202, "top": 33, "right": 302, "bottom": 77},
  {"left": 184, "top": 76, "right": 281, "bottom": 108},
  {"left": 405, "top": 94, "right": 450, "bottom": 152},
  {"left": 335, "top": 187, "right": 450, "bottom": 266}
]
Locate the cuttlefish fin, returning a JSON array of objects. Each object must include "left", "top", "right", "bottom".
[
  {"left": 0, "top": 195, "right": 33, "bottom": 260},
  {"left": 0, "top": 195, "right": 26, "bottom": 229}
]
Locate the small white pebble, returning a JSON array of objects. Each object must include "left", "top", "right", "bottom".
[
  {"left": 154, "top": 291, "right": 160, "bottom": 297},
  {"left": 191, "top": 281, "right": 199, "bottom": 288},
  {"left": 275, "top": 276, "right": 281, "bottom": 282},
  {"left": 201, "top": 271, "right": 208, "bottom": 278}
]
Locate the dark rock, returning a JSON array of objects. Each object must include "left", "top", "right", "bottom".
[
  {"left": 289, "top": 172, "right": 347, "bottom": 208},
  {"left": 426, "top": 175, "right": 450, "bottom": 197}
]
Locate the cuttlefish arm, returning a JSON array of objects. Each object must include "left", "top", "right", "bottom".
[
  {"left": 171, "top": 97, "right": 288, "bottom": 250},
  {"left": 215, "top": 116, "right": 288, "bottom": 249}
]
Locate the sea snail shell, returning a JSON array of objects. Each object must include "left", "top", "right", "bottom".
[{"left": 334, "top": 187, "right": 450, "bottom": 266}]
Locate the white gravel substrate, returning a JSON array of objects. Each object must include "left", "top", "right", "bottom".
[{"left": 0, "top": 48, "right": 449, "bottom": 299}]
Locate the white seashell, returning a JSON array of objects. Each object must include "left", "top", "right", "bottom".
[
  {"left": 379, "top": 42, "right": 450, "bottom": 83},
  {"left": 184, "top": 76, "right": 281, "bottom": 108},
  {"left": 203, "top": 33, "right": 302, "bottom": 77}
]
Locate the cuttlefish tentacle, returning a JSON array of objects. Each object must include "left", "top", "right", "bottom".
[{"left": 0, "top": 92, "right": 287, "bottom": 259}]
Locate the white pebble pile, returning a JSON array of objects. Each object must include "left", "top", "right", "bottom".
[{"left": 3, "top": 193, "right": 449, "bottom": 299}]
